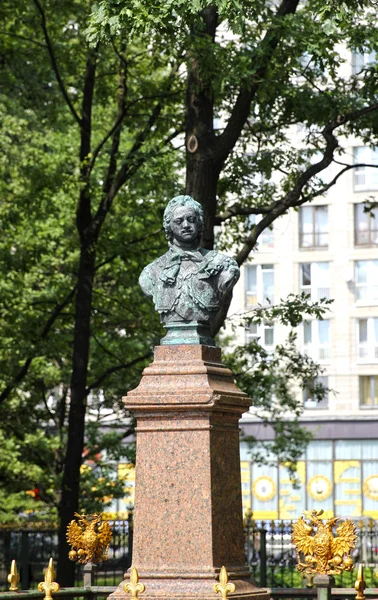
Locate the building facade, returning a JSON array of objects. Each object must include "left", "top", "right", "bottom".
[{"left": 230, "top": 141, "right": 378, "bottom": 520}]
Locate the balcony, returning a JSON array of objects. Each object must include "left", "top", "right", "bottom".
[
  {"left": 301, "top": 286, "right": 330, "bottom": 301},
  {"left": 355, "top": 228, "right": 378, "bottom": 246},
  {"left": 303, "top": 345, "right": 330, "bottom": 361},
  {"left": 356, "top": 285, "right": 378, "bottom": 303},
  {"left": 299, "top": 232, "right": 328, "bottom": 249},
  {"left": 245, "top": 292, "right": 273, "bottom": 307},
  {"left": 357, "top": 344, "right": 378, "bottom": 362}
]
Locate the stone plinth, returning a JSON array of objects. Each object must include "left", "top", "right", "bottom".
[{"left": 110, "top": 345, "right": 269, "bottom": 600}]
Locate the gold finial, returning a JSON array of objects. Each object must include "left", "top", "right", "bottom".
[
  {"left": 67, "top": 513, "right": 112, "bottom": 564},
  {"left": 355, "top": 564, "right": 366, "bottom": 600},
  {"left": 305, "top": 573, "right": 315, "bottom": 588},
  {"left": 243, "top": 509, "right": 253, "bottom": 526},
  {"left": 213, "top": 566, "right": 236, "bottom": 600},
  {"left": 38, "top": 558, "right": 60, "bottom": 600},
  {"left": 292, "top": 509, "right": 357, "bottom": 576},
  {"left": 7, "top": 560, "right": 20, "bottom": 591},
  {"left": 124, "top": 566, "right": 145, "bottom": 599}
]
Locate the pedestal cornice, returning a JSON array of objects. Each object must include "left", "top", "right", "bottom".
[{"left": 124, "top": 345, "right": 251, "bottom": 413}]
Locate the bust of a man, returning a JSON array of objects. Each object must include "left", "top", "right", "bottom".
[{"left": 139, "top": 195, "right": 240, "bottom": 345}]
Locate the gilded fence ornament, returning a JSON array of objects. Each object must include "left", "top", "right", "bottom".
[
  {"left": 213, "top": 566, "right": 236, "bottom": 600},
  {"left": 38, "top": 558, "right": 60, "bottom": 600},
  {"left": 124, "top": 566, "right": 145, "bottom": 599},
  {"left": 355, "top": 564, "right": 366, "bottom": 600},
  {"left": 7, "top": 559, "right": 20, "bottom": 591},
  {"left": 304, "top": 572, "right": 315, "bottom": 589},
  {"left": 67, "top": 513, "right": 112, "bottom": 564},
  {"left": 292, "top": 509, "right": 357, "bottom": 576}
]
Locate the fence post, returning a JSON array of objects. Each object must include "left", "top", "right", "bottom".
[
  {"left": 314, "top": 574, "right": 334, "bottom": 600},
  {"left": 127, "top": 511, "right": 133, "bottom": 569},
  {"left": 259, "top": 527, "right": 267, "bottom": 587},
  {"left": 244, "top": 510, "right": 253, "bottom": 570},
  {"left": 20, "top": 531, "right": 30, "bottom": 590},
  {"left": 83, "top": 562, "right": 96, "bottom": 587},
  {"left": 83, "top": 562, "right": 97, "bottom": 600}
]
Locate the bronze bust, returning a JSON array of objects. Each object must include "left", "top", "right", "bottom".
[{"left": 139, "top": 195, "right": 240, "bottom": 345}]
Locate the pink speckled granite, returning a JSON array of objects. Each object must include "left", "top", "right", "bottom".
[{"left": 109, "top": 346, "right": 269, "bottom": 600}]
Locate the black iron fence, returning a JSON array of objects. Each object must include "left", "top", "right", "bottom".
[
  {"left": 244, "top": 517, "right": 378, "bottom": 588},
  {"left": 0, "top": 516, "right": 133, "bottom": 591},
  {"left": 1, "top": 516, "right": 378, "bottom": 591}
]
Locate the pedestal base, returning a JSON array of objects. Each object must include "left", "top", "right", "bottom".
[
  {"left": 161, "top": 321, "right": 215, "bottom": 346},
  {"left": 109, "top": 345, "right": 269, "bottom": 600},
  {"left": 110, "top": 573, "right": 269, "bottom": 600}
]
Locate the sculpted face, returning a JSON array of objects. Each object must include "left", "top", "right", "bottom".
[{"left": 170, "top": 206, "right": 200, "bottom": 248}]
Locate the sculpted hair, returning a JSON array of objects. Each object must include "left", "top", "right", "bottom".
[{"left": 163, "top": 195, "right": 204, "bottom": 242}]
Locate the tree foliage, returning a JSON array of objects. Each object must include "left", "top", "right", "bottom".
[
  {"left": 1, "top": 0, "right": 378, "bottom": 583},
  {"left": 0, "top": 0, "right": 180, "bottom": 580}
]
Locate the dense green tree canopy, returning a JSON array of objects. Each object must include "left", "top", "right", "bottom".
[
  {"left": 1, "top": 0, "right": 378, "bottom": 583},
  {"left": 0, "top": 0, "right": 181, "bottom": 559}
]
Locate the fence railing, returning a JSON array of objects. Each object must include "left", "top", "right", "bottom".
[
  {"left": 1, "top": 517, "right": 378, "bottom": 591},
  {"left": 244, "top": 518, "right": 378, "bottom": 589},
  {"left": 0, "top": 517, "right": 133, "bottom": 591}
]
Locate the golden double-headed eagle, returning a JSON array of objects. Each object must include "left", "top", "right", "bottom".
[
  {"left": 67, "top": 513, "right": 112, "bottom": 564},
  {"left": 292, "top": 509, "right": 357, "bottom": 575}
]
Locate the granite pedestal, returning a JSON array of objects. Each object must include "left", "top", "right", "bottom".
[{"left": 109, "top": 345, "right": 269, "bottom": 600}]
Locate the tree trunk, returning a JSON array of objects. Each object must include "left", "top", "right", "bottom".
[
  {"left": 184, "top": 7, "right": 219, "bottom": 251},
  {"left": 56, "top": 44, "right": 98, "bottom": 585},
  {"left": 185, "top": 156, "right": 221, "bottom": 250},
  {"left": 57, "top": 242, "right": 95, "bottom": 586}
]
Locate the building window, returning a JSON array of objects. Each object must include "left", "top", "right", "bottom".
[
  {"left": 354, "top": 147, "right": 378, "bottom": 191},
  {"left": 299, "top": 206, "right": 328, "bottom": 249},
  {"left": 360, "top": 375, "right": 378, "bottom": 407},
  {"left": 247, "top": 215, "right": 274, "bottom": 250},
  {"left": 355, "top": 260, "right": 378, "bottom": 303},
  {"left": 246, "top": 322, "right": 274, "bottom": 351},
  {"left": 354, "top": 204, "right": 378, "bottom": 246},
  {"left": 303, "top": 375, "right": 329, "bottom": 409},
  {"left": 302, "top": 319, "right": 330, "bottom": 361},
  {"left": 357, "top": 318, "right": 378, "bottom": 362},
  {"left": 352, "top": 50, "right": 376, "bottom": 74},
  {"left": 300, "top": 262, "right": 330, "bottom": 301},
  {"left": 245, "top": 264, "right": 274, "bottom": 307}
]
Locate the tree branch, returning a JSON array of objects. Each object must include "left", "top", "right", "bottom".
[
  {"left": 215, "top": 160, "right": 378, "bottom": 225},
  {"left": 92, "top": 334, "right": 126, "bottom": 367},
  {"left": 337, "top": 100, "right": 378, "bottom": 126},
  {"left": 86, "top": 351, "right": 152, "bottom": 393},
  {"left": 87, "top": 108, "right": 127, "bottom": 173},
  {"left": 79, "top": 47, "right": 98, "bottom": 165},
  {"left": 103, "top": 42, "right": 128, "bottom": 196},
  {"left": 91, "top": 59, "right": 182, "bottom": 237},
  {"left": 87, "top": 92, "right": 181, "bottom": 175},
  {"left": 215, "top": 202, "right": 277, "bottom": 224},
  {"left": 0, "top": 31, "right": 47, "bottom": 49},
  {"left": 215, "top": 0, "right": 301, "bottom": 162},
  {"left": 32, "top": 0, "right": 81, "bottom": 126},
  {"left": 235, "top": 101, "right": 378, "bottom": 266},
  {"left": 211, "top": 102, "right": 378, "bottom": 337},
  {"left": 94, "top": 227, "right": 163, "bottom": 271},
  {"left": 297, "top": 70, "right": 338, "bottom": 110},
  {"left": 76, "top": 47, "right": 99, "bottom": 241},
  {"left": 0, "top": 287, "right": 76, "bottom": 406},
  {"left": 301, "top": 162, "right": 378, "bottom": 204}
]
